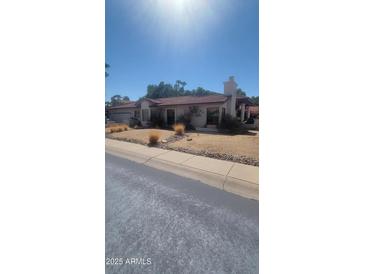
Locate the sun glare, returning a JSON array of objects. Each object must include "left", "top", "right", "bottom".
[
  {"left": 153, "top": 0, "right": 216, "bottom": 39},
  {"left": 153, "top": 0, "right": 208, "bottom": 24},
  {"left": 125, "top": 0, "right": 228, "bottom": 49},
  {"left": 159, "top": 0, "right": 195, "bottom": 13}
]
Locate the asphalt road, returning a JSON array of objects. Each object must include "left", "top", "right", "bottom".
[{"left": 106, "top": 153, "right": 259, "bottom": 274}]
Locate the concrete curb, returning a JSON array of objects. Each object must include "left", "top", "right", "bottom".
[
  {"left": 106, "top": 139, "right": 259, "bottom": 200},
  {"left": 145, "top": 157, "right": 226, "bottom": 190},
  {"left": 224, "top": 177, "right": 259, "bottom": 200}
]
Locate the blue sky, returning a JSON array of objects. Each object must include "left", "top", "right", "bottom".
[{"left": 106, "top": 0, "right": 258, "bottom": 101}]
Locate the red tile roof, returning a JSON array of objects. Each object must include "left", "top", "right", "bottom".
[
  {"left": 236, "top": 96, "right": 255, "bottom": 105},
  {"left": 152, "top": 95, "right": 228, "bottom": 106},
  {"left": 107, "top": 94, "right": 254, "bottom": 110},
  {"left": 108, "top": 102, "right": 137, "bottom": 109}
]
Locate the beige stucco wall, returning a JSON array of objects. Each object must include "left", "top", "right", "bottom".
[
  {"left": 224, "top": 76, "right": 238, "bottom": 117},
  {"left": 140, "top": 100, "right": 150, "bottom": 109},
  {"left": 109, "top": 100, "right": 228, "bottom": 127},
  {"left": 140, "top": 100, "right": 151, "bottom": 125},
  {"left": 161, "top": 102, "right": 227, "bottom": 128}
]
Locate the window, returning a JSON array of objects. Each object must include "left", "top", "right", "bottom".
[
  {"left": 221, "top": 107, "right": 226, "bottom": 119},
  {"left": 142, "top": 109, "right": 149, "bottom": 122},
  {"left": 207, "top": 107, "right": 219, "bottom": 125},
  {"left": 134, "top": 110, "right": 140, "bottom": 119}
]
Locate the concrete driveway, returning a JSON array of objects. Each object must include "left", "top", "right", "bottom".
[{"left": 106, "top": 153, "right": 259, "bottom": 273}]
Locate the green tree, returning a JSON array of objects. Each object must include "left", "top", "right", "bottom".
[
  {"left": 146, "top": 82, "right": 178, "bottom": 99},
  {"left": 174, "top": 80, "right": 187, "bottom": 95},
  {"left": 237, "top": 88, "right": 247, "bottom": 96},
  {"left": 250, "top": 96, "right": 259, "bottom": 105},
  {"left": 190, "top": 87, "right": 217, "bottom": 96},
  {"left": 110, "top": 95, "right": 130, "bottom": 106},
  {"left": 144, "top": 81, "right": 222, "bottom": 99}
]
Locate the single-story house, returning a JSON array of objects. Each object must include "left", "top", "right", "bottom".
[{"left": 107, "top": 76, "right": 254, "bottom": 128}]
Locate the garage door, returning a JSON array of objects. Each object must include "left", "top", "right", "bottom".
[{"left": 110, "top": 112, "right": 131, "bottom": 123}]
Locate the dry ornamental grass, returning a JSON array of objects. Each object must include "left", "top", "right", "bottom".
[
  {"left": 149, "top": 130, "right": 161, "bottom": 145},
  {"left": 106, "top": 124, "right": 129, "bottom": 133},
  {"left": 173, "top": 123, "right": 185, "bottom": 135}
]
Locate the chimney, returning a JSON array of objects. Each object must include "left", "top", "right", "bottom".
[{"left": 223, "top": 76, "right": 238, "bottom": 116}]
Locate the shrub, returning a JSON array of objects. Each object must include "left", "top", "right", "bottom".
[
  {"left": 105, "top": 128, "right": 112, "bottom": 134},
  {"left": 173, "top": 123, "right": 185, "bottom": 135},
  {"left": 129, "top": 117, "right": 141, "bottom": 128},
  {"left": 109, "top": 125, "right": 125, "bottom": 133},
  {"left": 219, "top": 114, "right": 241, "bottom": 132},
  {"left": 176, "top": 114, "right": 195, "bottom": 130},
  {"left": 246, "top": 117, "right": 255, "bottom": 124},
  {"left": 110, "top": 127, "right": 121, "bottom": 133},
  {"left": 149, "top": 130, "right": 161, "bottom": 145},
  {"left": 106, "top": 123, "right": 122, "bottom": 128}
]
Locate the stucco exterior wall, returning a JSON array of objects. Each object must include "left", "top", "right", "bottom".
[
  {"left": 108, "top": 100, "right": 228, "bottom": 128},
  {"left": 140, "top": 100, "right": 150, "bottom": 109},
  {"left": 224, "top": 76, "right": 238, "bottom": 117},
  {"left": 140, "top": 100, "right": 151, "bottom": 126},
  {"left": 160, "top": 103, "right": 227, "bottom": 128}
]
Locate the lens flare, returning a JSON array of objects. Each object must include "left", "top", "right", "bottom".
[{"left": 125, "top": 0, "right": 228, "bottom": 50}]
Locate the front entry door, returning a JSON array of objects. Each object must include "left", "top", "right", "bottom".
[{"left": 166, "top": 109, "right": 175, "bottom": 126}]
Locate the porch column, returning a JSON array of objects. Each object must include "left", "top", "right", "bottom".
[{"left": 240, "top": 104, "right": 245, "bottom": 122}]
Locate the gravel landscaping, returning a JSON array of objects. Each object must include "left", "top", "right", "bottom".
[
  {"left": 160, "top": 144, "right": 259, "bottom": 166},
  {"left": 167, "top": 132, "right": 258, "bottom": 164},
  {"left": 106, "top": 129, "right": 259, "bottom": 166}
]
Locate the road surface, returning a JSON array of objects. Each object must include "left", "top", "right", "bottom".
[{"left": 106, "top": 153, "right": 259, "bottom": 274}]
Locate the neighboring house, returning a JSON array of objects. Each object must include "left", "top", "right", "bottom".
[{"left": 107, "top": 76, "right": 254, "bottom": 128}]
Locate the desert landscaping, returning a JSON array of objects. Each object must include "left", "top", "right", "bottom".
[{"left": 106, "top": 126, "right": 259, "bottom": 166}]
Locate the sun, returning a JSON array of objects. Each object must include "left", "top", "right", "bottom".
[
  {"left": 126, "top": 0, "right": 226, "bottom": 49},
  {"left": 150, "top": 0, "right": 213, "bottom": 31},
  {"left": 153, "top": 0, "right": 204, "bottom": 20},
  {"left": 157, "top": 0, "right": 194, "bottom": 11}
]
